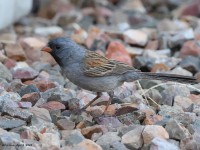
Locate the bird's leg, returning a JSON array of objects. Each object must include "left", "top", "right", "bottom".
[
  {"left": 103, "top": 91, "right": 114, "bottom": 114},
  {"left": 72, "top": 92, "right": 102, "bottom": 115},
  {"left": 82, "top": 92, "right": 102, "bottom": 110}
]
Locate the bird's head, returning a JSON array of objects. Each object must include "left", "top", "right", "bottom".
[{"left": 41, "top": 37, "right": 84, "bottom": 66}]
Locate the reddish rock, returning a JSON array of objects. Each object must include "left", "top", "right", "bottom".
[
  {"left": 17, "top": 102, "right": 32, "bottom": 108},
  {"left": 39, "top": 101, "right": 66, "bottom": 111},
  {"left": 180, "top": 0, "right": 200, "bottom": 17},
  {"left": 20, "top": 37, "right": 46, "bottom": 63},
  {"left": 81, "top": 125, "right": 108, "bottom": 139},
  {"left": 3, "top": 59, "right": 16, "bottom": 69},
  {"left": 4, "top": 43, "right": 26, "bottom": 61},
  {"left": 180, "top": 40, "right": 200, "bottom": 57},
  {"left": 11, "top": 67, "right": 39, "bottom": 81},
  {"left": 100, "top": 105, "right": 117, "bottom": 116},
  {"left": 35, "top": 80, "right": 56, "bottom": 92},
  {"left": 106, "top": 41, "right": 132, "bottom": 66},
  {"left": 142, "top": 125, "right": 169, "bottom": 144},
  {"left": 21, "top": 92, "right": 40, "bottom": 106},
  {"left": 143, "top": 115, "right": 163, "bottom": 125}
]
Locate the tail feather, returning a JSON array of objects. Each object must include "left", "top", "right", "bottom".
[{"left": 138, "top": 72, "right": 198, "bottom": 84}]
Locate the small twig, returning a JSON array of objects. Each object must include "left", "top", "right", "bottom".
[{"left": 136, "top": 80, "right": 149, "bottom": 105}]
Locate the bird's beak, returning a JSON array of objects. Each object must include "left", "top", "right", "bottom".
[{"left": 41, "top": 46, "right": 52, "bottom": 53}]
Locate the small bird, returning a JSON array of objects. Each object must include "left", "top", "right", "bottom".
[{"left": 41, "top": 37, "right": 198, "bottom": 113}]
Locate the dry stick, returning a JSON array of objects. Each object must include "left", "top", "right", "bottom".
[{"left": 136, "top": 80, "right": 149, "bottom": 105}]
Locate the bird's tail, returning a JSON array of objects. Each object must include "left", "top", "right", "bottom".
[{"left": 125, "top": 71, "right": 198, "bottom": 84}]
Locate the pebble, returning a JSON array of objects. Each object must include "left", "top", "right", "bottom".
[
  {"left": 180, "top": 40, "right": 200, "bottom": 57},
  {"left": 61, "top": 130, "right": 85, "bottom": 145},
  {"left": 122, "top": 126, "right": 144, "bottom": 149},
  {"left": 21, "top": 92, "right": 40, "bottom": 105},
  {"left": 19, "top": 84, "right": 40, "bottom": 96},
  {"left": 179, "top": 56, "right": 200, "bottom": 74},
  {"left": 123, "top": 29, "right": 148, "bottom": 46},
  {"left": 142, "top": 125, "right": 169, "bottom": 144},
  {"left": 96, "top": 132, "right": 121, "bottom": 150},
  {"left": 0, "top": 117, "right": 26, "bottom": 129},
  {"left": 4, "top": 43, "right": 26, "bottom": 61},
  {"left": 39, "top": 132, "right": 60, "bottom": 147},
  {"left": 165, "top": 119, "right": 191, "bottom": 140},
  {"left": 11, "top": 66, "right": 39, "bottom": 81},
  {"left": 30, "top": 107, "right": 52, "bottom": 126},
  {"left": 0, "top": 62, "right": 12, "bottom": 81},
  {"left": 56, "top": 119, "right": 75, "bottom": 130},
  {"left": 78, "top": 139, "right": 102, "bottom": 150},
  {"left": 34, "top": 26, "right": 63, "bottom": 37},
  {"left": 106, "top": 41, "right": 132, "bottom": 66},
  {"left": 161, "top": 85, "right": 190, "bottom": 106},
  {"left": 20, "top": 37, "right": 46, "bottom": 63},
  {"left": 81, "top": 125, "right": 108, "bottom": 139},
  {"left": 39, "top": 101, "right": 66, "bottom": 111},
  {"left": 150, "top": 137, "right": 179, "bottom": 150}
]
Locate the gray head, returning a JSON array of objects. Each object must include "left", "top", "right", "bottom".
[{"left": 41, "top": 37, "right": 85, "bottom": 66}]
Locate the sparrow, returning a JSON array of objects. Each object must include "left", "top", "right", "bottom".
[{"left": 41, "top": 37, "right": 198, "bottom": 113}]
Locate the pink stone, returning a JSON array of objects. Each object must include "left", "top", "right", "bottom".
[
  {"left": 39, "top": 101, "right": 66, "bottom": 111},
  {"left": 106, "top": 41, "right": 132, "bottom": 66}
]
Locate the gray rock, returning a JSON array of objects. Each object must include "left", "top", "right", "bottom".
[
  {"left": 0, "top": 117, "right": 26, "bottom": 129},
  {"left": 0, "top": 62, "right": 12, "bottom": 81},
  {"left": 95, "top": 117, "right": 123, "bottom": 129},
  {"left": 31, "top": 61, "right": 51, "bottom": 72},
  {"left": 0, "top": 78, "right": 9, "bottom": 91},
  {"left": 169, "top": 66, "right": 193, "bottom": 76},
  {"left": 169, "top": 28, "right": 194, "bottom": 48},
  {"left": 122, "top": 126, "right": 144, "bottom": 149},
  {"left": 161, "top": 85, "right": 190, "bottom": 106},
  {"left": 96, "top": 132, "right": 121, "bottom": 149},
  {"left": 118, "top": 124, "right": 140, "bottom": 136},
  {"left": 56, "top": 118, "right": 75, "bottom": 130},
  {"left": 110, "top": 141, "right": 129, "bottom": 150},
  {"left": 159, "top": 105, "right": 196, "bottom": 125},
  {"left": 174, "top": 96, "right": 193, "bottom": 111},
  {"left": 165, "top": 119, "right": 191, "bottom": 140},
  {"left": 150, "top": 137, "right": 179, "bottom": 150},
  {"left": 9, "top": 79, "right": 25, "bottom": 93},
  {"left": 139, "top": 80, "right": 163, "bottom": 91},
  {"left": 192, "top": 117, "right": 200, "bottom": 133},
  {"left": 61, "top": 130, "right": 85, "bottom": 145},
  {"left": 30, "top": 107, "right": 52, "bottom": 126},
  {"left": 0, "top": 131, "right": 22, "bottom": 150},
  {"left": 41, "top": 86, "right": 76, "bottom": 102},
  {"left": 0, "top": 91, "right": 21, "bottom": 102},
  {"left": 46, "top": 67, "right": 65, "bottom": 86},
  {"left": 2, "top": 106, "right": 32, "bottom": 121},
  {"left": 19, "top": 84, "right": 40, "bottom": 97},
  {"left": 179, "top": 56, "right": 200, "bottom": 74}
]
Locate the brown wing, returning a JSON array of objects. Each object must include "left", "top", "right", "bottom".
[{"left": 84, "top": 51, "right": 140, "bottom": 77}]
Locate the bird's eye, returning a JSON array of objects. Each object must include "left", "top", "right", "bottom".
[{"left": 55, "top": 45, "right": 60, "bottom": 50}]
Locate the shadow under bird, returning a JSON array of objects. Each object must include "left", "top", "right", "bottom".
[{"left": 41, "top": 37, "right": 198, "bottom": 113}]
